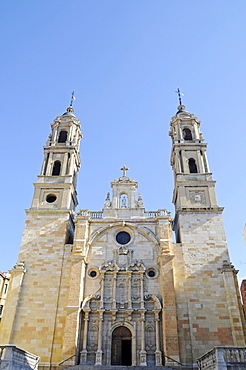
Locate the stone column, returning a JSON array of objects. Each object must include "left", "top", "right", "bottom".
[
  {"left": 179, "top": 126, "right": 183, "bottom": 141},
  {"left": 140, "top": 272, "right": 144, "bottom": 309},
  {"left": 80, "top": 310, "right": 90, "bottom": 364},
  {"left": 202, "top": 149, "right": 210, "bottom": 172},
  {"left": 41, "top": 152, "right": 48, "bottom": 175},
  {"left": 54, "top": 125, "right": 59, "bottom": 142},
  {"left": 95, "top": 309, "right": 105, "bottom": 365},
  {"left": 154, "top": 310, "right": 162, "bottom": 366},
  {"left": 139, "top": 310, "right": 147, "bottom": 366},
  {"left": 177, "top": 151, "right": 182, "bottom": 173},
  {"left": 61, "top": 153, "right": 68, "bottom": 176},
  {"left": 181, "top": 150, "right": 188, "bottom": 173},
  {"left": 196, "top": 150, "right": 204, "bottom": 173},
  {"left": 112, "top": 272, "right": 117, "bottom": 309},
  {"left": 100, "top": 272, "right": 105, "bottom": 309},
  {"left": 47, "top": 152, "right": 53, "bottom": 175},
  {"left": 193, "top": 123, "right": 199, "bottom": 140},
  {"left": 127, "top": 271, "right": 132, "bottom": 309}
]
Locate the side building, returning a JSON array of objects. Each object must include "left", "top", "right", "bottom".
[{"left": 0, "top": 102, "right": 245, "bottom": 369}]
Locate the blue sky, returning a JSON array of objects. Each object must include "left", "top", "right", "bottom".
[{"left": 0, "top": 1, "right": 245, "bottom": 282}]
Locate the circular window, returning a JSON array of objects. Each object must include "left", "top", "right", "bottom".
[
  {"left": 116, "top": 231, "right": 131, "bottom": 245},
  {"left": 147, "top": 268, "right": 157, "bottom": 278},
  {"left": 89, "top": 270, "right": 97, "bottom": 278},
  {"left": 46, "top": 194, "right": 57, "bottom": 203}
]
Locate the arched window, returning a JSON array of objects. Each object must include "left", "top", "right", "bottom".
[
  {"left": 188, "top": 158, "right": 198, "bottom": 173},
  {"left": 183, "top": 128, "right": 192, "bottom": 141},
  {"left": 58, "top": 130, "right": 68, "bottom": 143},
  {"left": 52, "top": 161, "right": 61, "bottom": 176}
]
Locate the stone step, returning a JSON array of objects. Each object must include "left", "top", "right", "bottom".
[{"left": 65, "top": 366, "right": 178, "bottom": 370}]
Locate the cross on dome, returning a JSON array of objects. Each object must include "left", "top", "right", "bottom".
[
  {"left": 175, "top": 87, "right": 184, "bottom": 106},
  {"left": 70, "top": 91, "right": 76, "bottom": 107},
  {"left": 120, "top": 165, "right": 129, "bottom": 177}
]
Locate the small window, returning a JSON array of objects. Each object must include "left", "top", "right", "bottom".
[
  {"left": 46, "top": 194, "right": 57, "bottom": 203},
  {"left": 88, "top": 269, "right": 98, "bottom": 278},
  {"left": 4, "top": 284, "right": 8, "bottom": 294},
  {"left": 116, "top": 231, "right": 131, "bottom": 245},
  {"left": 58, "top": 131, "right": 68, "bottom": 143},
  {"left": 146, "top": 268, "right": 158, "bottom": 279},
  {"left": 189, "top": 158, "right": 198, "bottom": 173},
  {"left": 148, "top": 270, "right": 156, "bottom": 277},
  {"left": 183, "top": 128, "right": 192, "bottom": 141},
  {"left": 52, "top": 161, "right": 61, "bottom": 176},
  {"left": 0, "top": 305, "right": 3, "bottom": 316}
]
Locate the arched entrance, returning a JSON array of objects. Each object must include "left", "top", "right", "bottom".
[{"left": 111, "top": 326, "right": 132, "bottom": 365}]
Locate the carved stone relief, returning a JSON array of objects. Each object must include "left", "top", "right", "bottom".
[{"left": 189, "top": 190, "right": 205, "bottom": 204}]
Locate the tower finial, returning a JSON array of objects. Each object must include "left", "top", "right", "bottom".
[
  {"left": 70, "top": 91, "right": 76, "bottom": 107},
  {"left": 175, "top": 88, "right": 184, "bottom": 106},
  {"left": 120, "top": 165, "right": 129, "bottom": 177}
]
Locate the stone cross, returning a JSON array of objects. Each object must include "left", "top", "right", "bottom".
[{"left": 120, "top": 165, "right": 129, "bottom": 177}]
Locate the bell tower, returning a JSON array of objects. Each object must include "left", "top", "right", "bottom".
[
  {"left": 169, "top": 94, "right": 246, "bottom": 364},
  {"left": 32, "top": 104, "right": 82, "bottom": 212},
  {"left": 169, "top": 100, "right": 218, "bottom": 242},
  {"left": 0, "top": 101, "right": 83, "bottom": 365}
]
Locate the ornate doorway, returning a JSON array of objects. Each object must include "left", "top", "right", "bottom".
[{"left": 111, "top": 326, "right": 132, "bottom": 365}]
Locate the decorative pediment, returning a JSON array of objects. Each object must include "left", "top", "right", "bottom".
[
  {"left": 127, "top": 260, "right": 146, "bottom": 272},
  {"left": 100, "top": 261, "right": 119, "bottom": 272}
]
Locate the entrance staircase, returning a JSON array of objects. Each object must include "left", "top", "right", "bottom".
[{"left": 65, "top": 366, "right": 180, "bottom": 370}]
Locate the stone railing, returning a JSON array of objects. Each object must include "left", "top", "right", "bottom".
[
  {"left": 145, "top": 211, "right": 158, "bottom": 218},
  {"left": 145, "top": 209, "right": 171, "bottom": 218},
  {"left": 89, "top": 212, "right": 103, "bottom": 219},
  {"left": 77, "top": 209, "right": 171, "bottom": 219},
  {"left": 77, "top": 210, "right": 103, "bottom": 218},
  {"left": 197, "top": 346, "right": 246, "bottom": 370},
  {"left": 0, "top": 345, "right": 39, "bottom": 370}
]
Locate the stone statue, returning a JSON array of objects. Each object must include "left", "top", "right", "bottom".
[
  {"left": 104, "top": 192, "right": 111, "bottom": 208},
  {"left": 122, "top": 196, "right": 126, "bottom": 206},
  {"left": 137, "top": 193, "right": 144, "bottom": 207}
]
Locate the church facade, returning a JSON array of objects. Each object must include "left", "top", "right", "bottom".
[{"left": 0, "top": 102, "right": 245, "bottom": 369}]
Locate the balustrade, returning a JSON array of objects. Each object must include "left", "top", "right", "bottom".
[
  {"left": 89, "top": 212, "right": 103, "bottom": 219},
  {"left": 0, "top": 345, "right": 39, "bottom": 370},
  {"left": 77, "top": 209, "right": 171, "bottom": 219},
  {"left": 197, "top": 346, "right": 246, "bottom": 370},
  {"left": 145, "top": 209, "right": 170, "bottom": 218}
]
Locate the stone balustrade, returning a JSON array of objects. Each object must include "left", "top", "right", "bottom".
[
  {"left": 77, "top": 209, "right": 171, "bottom": 219},
  {"left": 197, "top": 346, "right": 246, "bottom": 370},
  {"left": 89, "top": 211, "right": 103, "bottom": 219},
  {"left": 0, "top": 345, "right": 39, "bottom": 370}
]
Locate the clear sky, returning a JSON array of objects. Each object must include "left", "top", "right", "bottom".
[{"left": 0, "top": 1, "right": 245, "bottom": 282}]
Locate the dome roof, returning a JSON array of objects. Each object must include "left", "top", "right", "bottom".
[{"left": 62, "top": 106, "right": 75, "bottom": 116}]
